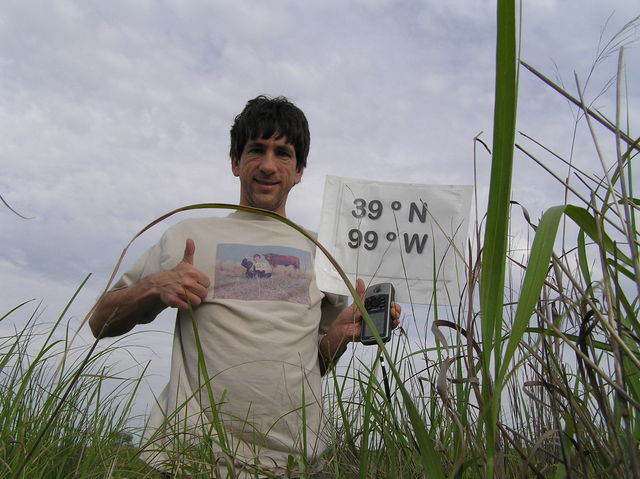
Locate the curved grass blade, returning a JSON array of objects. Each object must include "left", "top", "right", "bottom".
[
  {"left": 497, "top": 205, "right": 565, "bottom": 385},
  {"left": 76, "top": 202, "right": 445, "bottom": 477}
]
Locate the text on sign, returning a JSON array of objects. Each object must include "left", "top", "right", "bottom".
[{"left": 348, "top": 198, "right": 430, "bottom": 254}]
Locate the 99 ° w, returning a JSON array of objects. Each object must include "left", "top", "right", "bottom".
[{"left": 348, "top": 198, "right": 429, "bottom": 254}]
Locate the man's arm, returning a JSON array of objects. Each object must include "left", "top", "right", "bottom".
[
  {"left": 89, "top": 238, "right": 210, "bottom": 339},
  {"left": 318, "top": 279, "right": 402, "bottom": 373},
  {"left": 318, "top": 279, "right": 366, "bottom": 370}
]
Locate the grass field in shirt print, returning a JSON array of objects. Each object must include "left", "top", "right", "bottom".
[{"left": 212, "top": 243, "right": 312, "bottom": 305}]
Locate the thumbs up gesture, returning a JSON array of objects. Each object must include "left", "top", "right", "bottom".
[
  {"left": 182, "top": 237, "right": 197, "bottom": 265},
  {"left": 152, "top": 238, "right": 211, "bottom": 310}
]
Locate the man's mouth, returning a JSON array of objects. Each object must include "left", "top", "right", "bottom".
[{"left": 254, "top": 178, "right": 280, "bottom": 187}]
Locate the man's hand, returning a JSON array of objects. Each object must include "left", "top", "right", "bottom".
[
  {"left": 89, "top": 238, "right": 211, "bottom": 338},
  {"left": 151, "top": 238, "right": 211, "bottom": 310},
  {"left": 320, "top": 278, "right": 402, "bottom": 363}
]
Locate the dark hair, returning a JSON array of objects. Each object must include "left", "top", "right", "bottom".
[{"left": 230, "top": 95, "right": 310, "bottom": 170}]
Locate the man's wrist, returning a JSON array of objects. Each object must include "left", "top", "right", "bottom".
[{"left": 320, "top": 332, "right": 349, "bottom": 362}]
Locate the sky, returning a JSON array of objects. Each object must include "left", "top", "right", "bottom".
[{"left": 1, "top": 1, "right": 639, "bottom": 417}]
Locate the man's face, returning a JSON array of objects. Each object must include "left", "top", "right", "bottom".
[{"left": 232, "top": 134, "right": 304, "bottom": 216}]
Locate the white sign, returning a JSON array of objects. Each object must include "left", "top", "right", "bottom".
[{"left": 315, "top": 176, "right": 473, "bottom": 305}]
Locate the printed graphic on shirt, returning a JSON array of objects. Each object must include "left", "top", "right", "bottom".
[{"left": 212, "top": 244, "right": 312, "bottom": 305}]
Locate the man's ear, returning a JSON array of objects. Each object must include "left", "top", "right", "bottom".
[
  {"left": 294, "top": 167, "right": 304, "bottom": 185},
  {"left": 231, "top": 156, "right": 240, "bottom": 177}
]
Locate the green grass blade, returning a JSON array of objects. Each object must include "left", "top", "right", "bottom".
[
  {"left": 498, "top": 205, "right": 565, "bottom": 385},
  {"left": 480, "top": 0, "right": 518, "bottom": 370},
  {"left": 479, "top": 0, "right": 518, "bottom": 475},
  {"left": 565, "top": 204, "right": 633, "bottom": 266},
  {"left": 577, "top": 230, "right": 593, "bottom": 287}
]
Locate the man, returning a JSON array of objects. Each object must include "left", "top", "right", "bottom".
[
  {"left": 241, "top": 255, "right": 255, "bottom": 278},
  {"left": 90, "top": 96, "right": 400, "bottom": 477},
  {"left": 250, "top": 253, "right": 272, "bottom": 278}
]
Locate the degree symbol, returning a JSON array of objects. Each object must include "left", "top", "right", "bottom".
[
  {"left": 386, "top": 232, "right": 397, "bottom": 242},
  {"left": 391, "top": 201, "right": 402, "bottom": 211}
]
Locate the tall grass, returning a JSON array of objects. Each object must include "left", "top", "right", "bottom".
[
  {"left": 0, "top": 281, "right": 150, "bottom": 478},
  {"left": 2, "top": 2, "right": 639, "bottom": 477}
]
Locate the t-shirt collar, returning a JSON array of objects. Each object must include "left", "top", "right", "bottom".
[{"left": 227, "top": 209, "right": 282, "bottom": 221}]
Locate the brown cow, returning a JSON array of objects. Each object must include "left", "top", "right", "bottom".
[{"left": 263, "top": 253, "right": 300, "bottom": 269}]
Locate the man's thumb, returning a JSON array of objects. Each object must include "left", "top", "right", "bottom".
[{"left": 182, "top": 238, "right": 195, "bottom": 264}]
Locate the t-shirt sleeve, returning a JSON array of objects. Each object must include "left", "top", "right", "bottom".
[
  {"left": 306, "top": 229, "right": 347, "bottom": 338},
  {"left": 318, "top": 292, "right": 347, "bottom": 335},
  {"left": 111, "top": 241, "right": 163, "bottom": 290}
]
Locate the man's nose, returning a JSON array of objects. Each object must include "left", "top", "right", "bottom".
[{"left": 259, "top": 150, "right": 277, "bottom": 173}]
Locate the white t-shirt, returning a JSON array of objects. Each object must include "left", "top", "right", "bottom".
[{"left": 113, "top": 211, "right": 345, "bottom": 476}]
